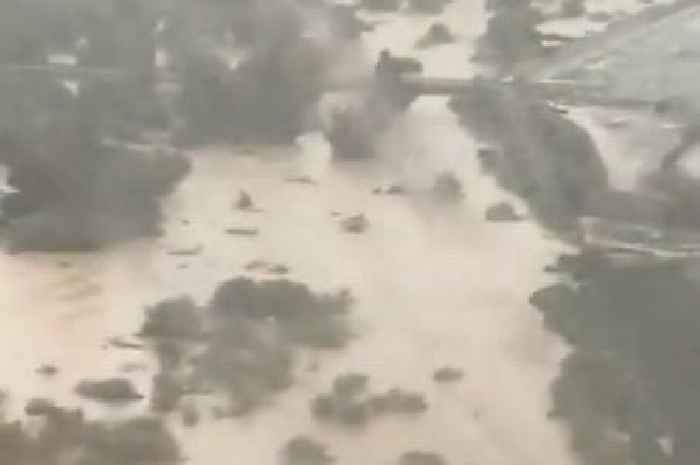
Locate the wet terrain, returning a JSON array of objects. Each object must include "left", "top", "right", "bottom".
[{"left": 1, "top": 1, "right": 695, "bottom": 465}]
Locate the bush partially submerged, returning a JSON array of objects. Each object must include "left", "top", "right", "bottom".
[
  {"left": 333, "top": 373, "right": 369, "bottom": 398},
  {"left": 399, "top": 451, "right": 446, "bottom": 465},
  {"left": 532, "top": 253, "right": 700, "bottom": 464},
  {"left": 141, "top": 277, "right": 354, "bottom": 414},
  {"left": 449, "top": 80, "right": 608, "bottom": 231},
  {"left": 408, "top": 0, "right": 451, "bottom": 14},
  {"left": 0, "top": 125, "right": 190, "bottom": 252},
  {"left": 311, "top": 393, "right": 371, "bottom": 426},
  {"left": 432, "top": 172, "right": 463, "bottom": 201},
  {"left": 560, "top": 0, "right": 586, "bottom": 18},
  {"left": 368, "top": 388, "right": 428, "bottom": 414},
  {"left": 209, "top": 278, "right": 352, "bottom": 348},
  {"left": 328, "top": 5, "right": 375, "bottom": 39},
  {"left": 80, "top": 417, "right": 181, "bottom": 465},
  {"left": 181, "top": 402, "right": 200, "bottom": 428},
  {"left": 311, "top": 375, "right": 427, "bottom": 427},
  {"left": 25, "top": 398, "right": 57, "bottom": 417},
  {"left": 360, "top": 0, "right": 402, "bottom": 12},
  {"left": 640, "top": 168, "right": 700, "bottom": 229},
  {"left": 0, "top": 4, "right": 189, "bottom": 252},
  {"left": 151, "top": 373, "right": 184, "bottom": 413},
  {"left": 282, "top": 436, "right": 334, "bottom": 465},
  {"left": 75, "top": 378, "right": 143, "bottom": 403},
  {"left": 140, "top": 297, "right": 202, "bottom": 340},
  {"left": 473, "top": 1, "right": 545, "bottom": 70},
  {"left": 325, "top": 105, "right": 378, "bottom": 159},
  {"left": 325, "top": 52, "right": 422, "bottom": 159},
  {"left": 175, "top": 1, "right": 334, "bottom": 146},
  {"left": 0, "top": 406, "right": 181, "bottom": 465}
]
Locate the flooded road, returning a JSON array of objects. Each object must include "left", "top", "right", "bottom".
[{"left": 0, "top": 2, "right": 582, "bottom": 464}]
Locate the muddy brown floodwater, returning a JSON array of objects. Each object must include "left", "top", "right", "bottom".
[{"left": 0, "top": 1, "right": 611, "bottom": 464}]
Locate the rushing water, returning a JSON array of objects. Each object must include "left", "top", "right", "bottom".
[{"left": 0, "top": 1, "right": 588, "bottom": 464}]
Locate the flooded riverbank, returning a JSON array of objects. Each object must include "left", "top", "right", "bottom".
[{"left": 0, "top": 1, "right": 648, "bottom": 464}]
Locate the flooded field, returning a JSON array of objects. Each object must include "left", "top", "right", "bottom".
[
  {"left": 2, "top": 1, "right": 697, "bottom": 465},
  {"left": 0, "top": 1, "right": 581, "bottom": 464}
]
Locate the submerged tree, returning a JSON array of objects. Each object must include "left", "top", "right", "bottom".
[
  {"left": 0, "top": 73, "right": 188, "bottom": 252},
  {"left": 475, "top": 0, "right": 545, "bottom": 70},
  {"left": 533, "top": 255, "right": 700, "bottom": 464}
]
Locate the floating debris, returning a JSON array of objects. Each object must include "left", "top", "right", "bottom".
[
  {"left": 243, "top": 261, "right": 290, "bottom": 275},
  {"left": 236, "top": 190, "right": 254, "bottom": 210},
  {"left": 120, "top": 362, "right": 148, "bottom": 373},
  {"left": 245, "top": 260, "right": 268, "bottom": 271},
  {"left": 225, "top": 227, "right": 260, "bottom": 237},
  {"left": 386, "top": 184, "right": 407, "bottom": 195},
  {"left": 341, "top": 214, "right": 369, "bottom": 234},
  {"left": 268, "top": 264, "right": 290, "bottom": 275},
  {"left": 485, "top": 202, "right": 521, "bottom": 222},
  {"left": 108, "top": 337, "right": 145, "bottom": 350},
  {"left": 36, "top": 364, "right": 58, "bottom": 377},
  {"left": 167, "top": 245, "right": 203, "bottom": 256},
  {"left": 375, "top": 184, "right": 407, "bottom": 195},
  {"left": 285, "top": 175, "right": 317, "bottom": 185},
  {"left": 433, "top": 367, "right": 464, "bottom": 383}
]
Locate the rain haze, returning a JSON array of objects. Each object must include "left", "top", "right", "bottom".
[{"left": 1, "top": 1, "right": 699, "bottom": 465}]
